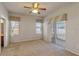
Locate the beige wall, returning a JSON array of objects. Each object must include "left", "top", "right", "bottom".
[
  {"left": 9, "top": 13, "right": 42, "bottom": 43},
  {"left": 0, "top": 3, "right": 9, "bottom": 48},
  {"left": 43, "top": 3, "right": 79, "bottom": 55},
  {"left": 0, "top": 20, "right": 1, "bottom": 54}
]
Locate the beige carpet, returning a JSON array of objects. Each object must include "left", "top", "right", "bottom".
[{"left": 1, "top": 40, "right": 77, "bottom": 56}]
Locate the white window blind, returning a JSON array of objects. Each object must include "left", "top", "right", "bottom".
[{"left": 36, "top": 20, "right": 42, "bottom": 34}]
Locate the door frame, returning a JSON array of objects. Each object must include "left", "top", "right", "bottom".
[
  {"left": 0, "top": 17, "right": 7, "bottom": 48},
  {"left": 0, "top": 18, "right": 1, "bottom": 54}
]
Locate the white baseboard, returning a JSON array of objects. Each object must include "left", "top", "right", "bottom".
[
  {"left": 11, "top": 37, "right": 42, "bottom": 43},
  {"left": 65, "top": 48, "right": 79, "bottom": 56}
]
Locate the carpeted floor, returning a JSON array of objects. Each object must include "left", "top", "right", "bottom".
[{"left": 1, "top": 40, "right": 77, "bottom": 56}]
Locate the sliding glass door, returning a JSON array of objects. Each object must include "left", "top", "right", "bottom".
[
  {"left": 56, "top": 21, "right": 66, "bottom": 40},
  {"left": 54, "top": 20, "right": 66, "bottom": 47}
]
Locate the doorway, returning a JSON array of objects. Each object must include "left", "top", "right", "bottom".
[
  {"left": 55, "top": 20, "right": 66, "bottom": 47},
  {"left": 0, "top": 18, "right": 4, "bottom": 48},
  {"left": 52, "top": 14, "right": 67, "bottom": 48}
]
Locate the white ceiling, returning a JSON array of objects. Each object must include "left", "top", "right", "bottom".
[{"left": 2, "top": 2, "right": 73, "bottom": 17}]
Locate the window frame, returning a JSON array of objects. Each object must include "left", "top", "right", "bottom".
[
  {"left": 35, "top": 21, "right": 42, "bottom": 34},
  {"left": 10, "top": 20, "right": 20, "bottom": 37}
]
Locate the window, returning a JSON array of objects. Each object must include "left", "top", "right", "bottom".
[
  {"left": 56, "top": 21, "right": 65, "bottom": 34},
  {"left": 36, "top": 21, "right": 42, "bottom": 34},
  {"left": 10, "top": 20, "right": 20, "bottom": 37},
  {"left": 56, "top": 21, "right": 66, "bottom": 40}
]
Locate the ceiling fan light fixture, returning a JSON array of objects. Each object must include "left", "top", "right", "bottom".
[
  {"left": 24, "top": 2, "right": 46, "bottom": 14},
  {"left": 32, "top": 9, "right": 38, "bottom": 13}
]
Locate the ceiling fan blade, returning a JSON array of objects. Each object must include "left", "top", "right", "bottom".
[
  {"left": 24, "top": 6, "right": 31, "bottom": 9},
  {"left": 39, "top": 8, "right": 46, "bottom": 10}
]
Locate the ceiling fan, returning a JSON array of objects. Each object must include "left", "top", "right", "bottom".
[{"left": 24, "top": 2, "right": 46, "bottom": 14}]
